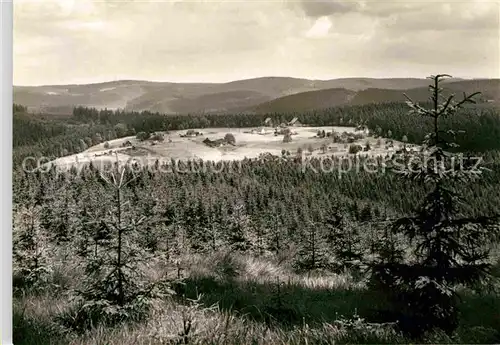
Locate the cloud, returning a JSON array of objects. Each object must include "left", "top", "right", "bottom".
[
  {"left": 380, "top": 1, "right": 499, "bottom": 32},
  {"left": 298, "top": 0, "right": 360, "bottom": 17},
  {"left": 295, "top": 0, "right": 425, "bottom": 18},
  {"left": 13, "top": 0, "right": 500, "bottom": 85},
  {"left": 305, "top": 16, "right": 332, "bottom": 38}
]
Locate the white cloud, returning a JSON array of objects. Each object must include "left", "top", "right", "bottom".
[
  {"left": 305, "top": 16, "right": 332, "bottom": 38},
  {"left": 13, "top": 0, "right": 500, "bottom": 85}
]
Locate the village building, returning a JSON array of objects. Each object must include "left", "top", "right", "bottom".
[{"left": 288, "top": 117, "right": 302, "bottom": 127}]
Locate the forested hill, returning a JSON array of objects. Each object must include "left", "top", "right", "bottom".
[
  {"left": 14, "top": 76, "right": 478, "bottom": 114},
  {"left": 251, "top": 79, "right": 500, "bottom": 113}
]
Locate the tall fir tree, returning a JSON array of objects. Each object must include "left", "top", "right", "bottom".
[
  {"left": 72, "top": 164, "right": 171, "bottom": 330},
  {"left": 324, "top": 211, "right": 363, "bottom": 273},
  {"left": 225, "top": 201, "right": 252, "bottom": 252},
  {"left": 370, "top": 74, "right": 500, "bottom": 338},
  {"left": 295, "top": 220, "right": 329, "bottom": 271}
]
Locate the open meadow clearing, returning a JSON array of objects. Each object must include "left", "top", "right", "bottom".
[{"left": 45, "top": 125, "right": 409, "bottom": 171}]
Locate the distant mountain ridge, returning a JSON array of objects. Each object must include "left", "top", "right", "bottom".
[
  {"left": 14, "top": 76, "right": 497, "bottom": 115},
  {"left": 250, "top": 79, "right": 500, "bottom": 113}
]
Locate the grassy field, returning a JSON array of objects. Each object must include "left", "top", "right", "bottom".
[
  {"left": 46, "top": 126, "right": 406, "bottom": 171},
  {"left": 13, "top": 251, "right": 500, "bottom": 345}
]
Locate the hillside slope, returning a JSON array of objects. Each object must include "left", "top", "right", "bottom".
[
  {"left": 251, "top": 79, "right": 500, "bottom": 113},
  {"left": 14, "top": 77, "right": 467, "bottom": 115},
  {"left": 253, "top": 88, "right": 356, "bottom": 113}
]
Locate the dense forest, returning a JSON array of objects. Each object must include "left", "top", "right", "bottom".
[
  {"left": 13, "top": 101, "right": 500, "bottom": 169},
  {"left": 11, "top": 78, "right": 500, "bottom": 344},
  {"left": 13, "top": 100, "right": 500, "bottom": 217}
]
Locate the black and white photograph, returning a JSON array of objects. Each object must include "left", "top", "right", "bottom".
[{"left": 5, "top": 0, "right": 500, "bottom": 344}]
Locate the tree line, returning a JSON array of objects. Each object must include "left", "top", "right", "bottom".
[
  {"left": 13, "top": 101, "right": 500, "bottom": 169},
  {"left": 70, "top": 103, "right": 500, "bottom": 152}
]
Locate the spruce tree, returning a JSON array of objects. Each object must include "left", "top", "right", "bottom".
[
  {"left": 40, "top": 181, "right": 75, "bottom": 245},
  {"left": 370, "top": 74, "right": 500, "bottom": 338},
  {"left": 13, "top": 206, "right": 52, "bottom": 292},
  {"left": 324, "top": 212, "right": 363, "bottom": 273},
  {"left": 71, "top": 164, "right": 171, "bottom": 330},
  {"left": 13, "top": 175, "right": 52, "bottom": 292},
  {"left": 265, "top": 203, "right": 286, "bottom": 255},
  {"left": 205, "top": 204, "right": 224, "bottom": 253},
  {"left": 250, "top": 216, "right": 267, "bottom": 256},
  {"left": 295, "top": 220, "right": 328, "bottom": 271},
  {"left": 225, "top": 201, "right": 252, "bottom": 252}
]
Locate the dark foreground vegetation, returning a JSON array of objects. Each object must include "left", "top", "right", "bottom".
[{"left": 12, "top": 76, "right": 500, "bottom": 344}]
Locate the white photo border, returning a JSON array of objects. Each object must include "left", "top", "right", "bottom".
[{"left": 1, "top": 0, "right": 13, "bottom": 344}]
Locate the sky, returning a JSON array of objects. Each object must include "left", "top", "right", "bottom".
[{"left": 13, "top": 0, "right": 500, "bottom": 86}]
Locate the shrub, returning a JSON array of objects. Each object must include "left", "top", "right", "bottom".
[
  {"left": 84, "top": 137, "right": 93, "bottom": 147},
  {"left": 127, "top": 127, "right": 136, "bottom": 136},
  {"left": 114, "top": 123, "right": 128, "bottom": 137},
  {"left": 103, "top": 142, "right": 110, "bottom": 149},
  {"left": 349, "top": 144, "right": 362, "bottom": 154},
  {"left": 78, "top": 139, "right": 87, "bottom": 152},
  {"left": 150, "top": 133, "right": 164, "bottom": 142},
  {"left": 224, "top": 133, "right": 236, "bottom": 145},
  {"left": 136, "top": 132, "right": 150, "bottom": 141}
]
